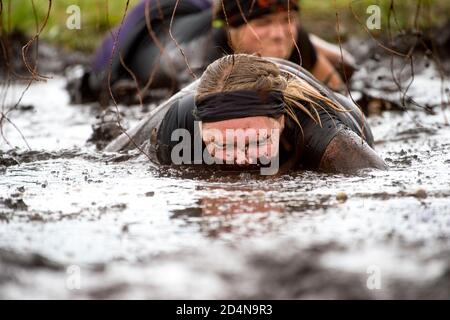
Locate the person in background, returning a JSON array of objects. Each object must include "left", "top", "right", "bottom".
[{"left": 73, "top": 0, "right": 355, "bottom": 104}]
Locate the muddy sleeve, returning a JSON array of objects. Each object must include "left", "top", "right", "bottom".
[
  {"left": 294, "top": 97, "right": 373, "bottom": 169},
  {"left": 156, "top": 93, "right": 198, "bottom": 164},
  {"left": 90, "top": 0, "right": 209, "bottom": 88},
  {"left": 333, "top": 93, "right": 374, "bottom": 147},
  {"left": 294, "top": 107, "right": 343, "bottom": 169}
]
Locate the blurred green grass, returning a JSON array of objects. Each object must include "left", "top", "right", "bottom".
[
  {"left": 301, "top": 0, "right": 450, "bottom": 40},
  {"left": 1, "top": 0, "right": 141, "bottom": 51},
  {"left": 2, "top": 0, "right": 449, "bottom": 52}
]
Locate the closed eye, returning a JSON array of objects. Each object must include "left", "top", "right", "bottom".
[
  {"left": 212, "top": 136, "right": 273, "bottom": 149},
  {"left": 248, "top": 136, "right": 271, "bottom": 147},
  {"left": 213, "top": 141, "right": 234, "bottom": 149}
]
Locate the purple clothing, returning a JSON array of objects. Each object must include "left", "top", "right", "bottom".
[{"left": 91, "top": 0, "right": 212, "bottom": 73}]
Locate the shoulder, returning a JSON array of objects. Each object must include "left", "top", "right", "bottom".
[
  {"left": 319, "top": 129, "right": 387, "bottom": 173},
  {"left": 283, "top": 108, "right": 344, "bottom": 169}
]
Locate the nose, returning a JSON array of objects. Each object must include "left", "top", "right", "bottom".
[
  {"left": 270, "top": 22, "right": 286, "bottom": 40},
  {"left": 235, "top": 146, "right": 248, "bottom": 165}
]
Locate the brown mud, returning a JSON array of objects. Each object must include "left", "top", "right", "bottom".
[{"left": 1, "top": 34, "right": 450, "bottom": 299}]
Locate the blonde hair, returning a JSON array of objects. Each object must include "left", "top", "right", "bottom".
[{"left": 195, "top": 54, "right": 346, "bottom": 128}]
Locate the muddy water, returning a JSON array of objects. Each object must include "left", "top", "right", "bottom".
[{"left": 1, "top": 69, "right": 450, "bottom": 299}]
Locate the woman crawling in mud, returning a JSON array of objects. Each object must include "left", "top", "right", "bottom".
[{"left": 105, "top": 54, "right": 387, "bottom": 175}]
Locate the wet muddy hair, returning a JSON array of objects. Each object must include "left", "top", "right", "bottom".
[{"left": 195, "top": 54, "right": 346, "bottom": 128}]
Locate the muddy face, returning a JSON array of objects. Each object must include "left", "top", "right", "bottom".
[{"left": 200, "top": 115, "right": 284, "bottom": 165}]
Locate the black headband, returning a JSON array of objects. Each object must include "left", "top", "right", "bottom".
[
  {"left": 194, "top": 90, "right": 286, "bottom": 123},
  {"left": 214, "top": 0, "right": 300, "bottom": 28}
]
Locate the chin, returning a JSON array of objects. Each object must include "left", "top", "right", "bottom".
[
  {"left": 264, "top": 50, "right": 288, "bottom": 59},
  {"left": 211, "top": 164, "right": 262, "bottom": 172}
]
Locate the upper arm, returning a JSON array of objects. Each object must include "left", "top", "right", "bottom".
[
  {"left": 319, "top": 129, "right": 387, "bottom": 174},
  {"left": 311, "top": 53, "right": 345, "bottom": 92}
]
